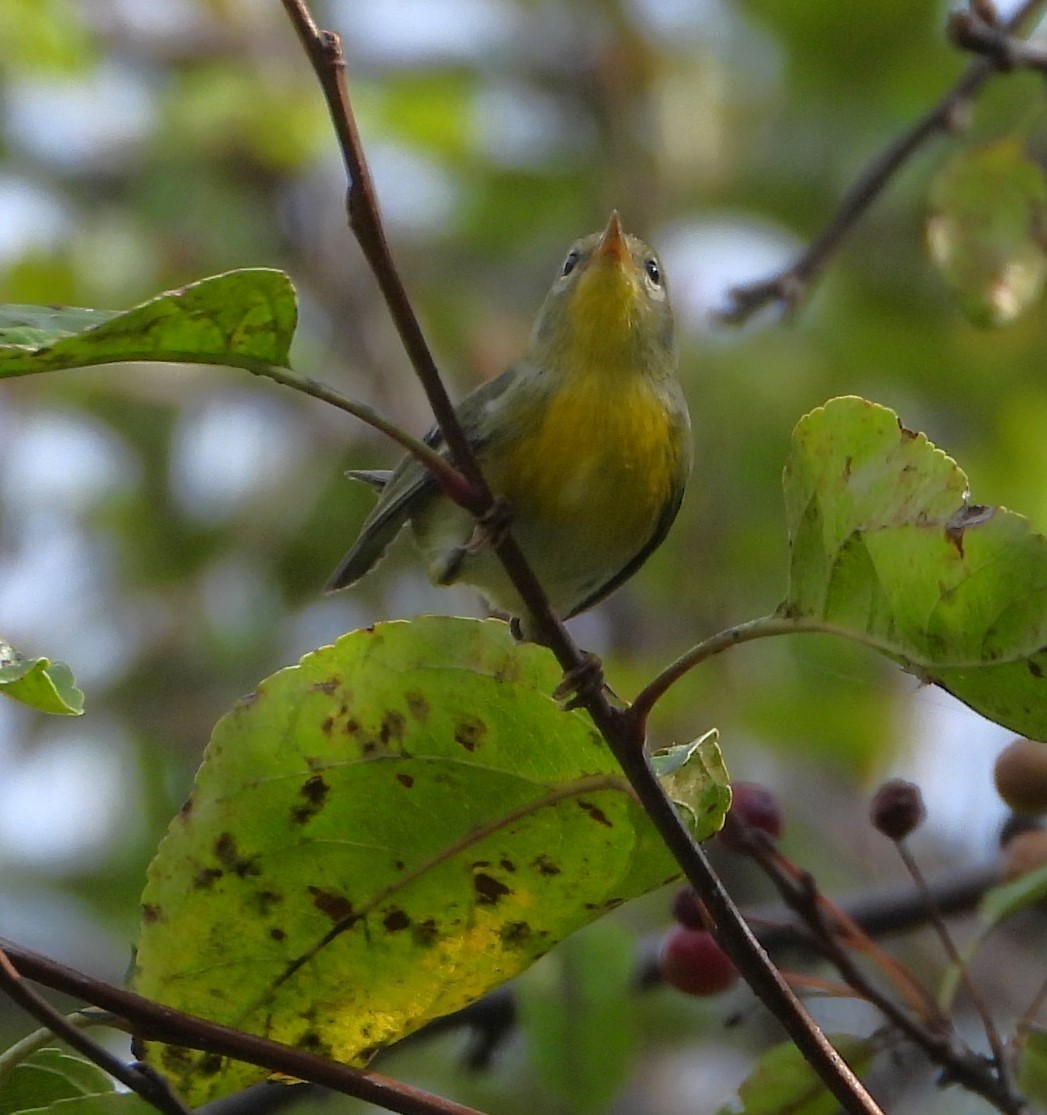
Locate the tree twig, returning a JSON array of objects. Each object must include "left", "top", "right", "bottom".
[
  {"left": 280, "top": 4, "right": 885, "bottom": 1111},
  {"left": 950, "top": 7, "right": 1047, "bottom": 72},
  {"left": 893, "top": 839, "right": 1013, "bottom": 1097},
  {"left": 279, "top": 0, "right": 486, "bottom": 513},
  {"left": 721, "top": 0, "right": 1047, "bottom": 324},
  {"left": 415, "top": 859, "right": 1001, "bottom": 1053},
  {"left": 0, "top": 939, "right": 490, "bottom": 1115},
  {"left": 720, "top": 819, "right": 1027, "bottom": 1115},
  {"left": 0, "top": 946, "right": 191, "bottom": 1115}
]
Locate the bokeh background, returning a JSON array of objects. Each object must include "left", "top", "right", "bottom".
[{"left": 1, "top": 1, "right": 1045, "bottom": 1112}]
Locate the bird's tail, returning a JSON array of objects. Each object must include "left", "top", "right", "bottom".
[{"left": 324, "top": 469, "right": 401, "bottom": 592}]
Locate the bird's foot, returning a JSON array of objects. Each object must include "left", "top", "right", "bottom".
[
  {"left": 464, "top": 496, "right": 513, "bottom": 556},
  {"left": 553, "top": 651, "right": 609, "bottom": 711}
]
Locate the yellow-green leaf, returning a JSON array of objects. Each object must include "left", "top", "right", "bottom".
[
  {"left": 781, "top": 397, "right": 1047, "bottom": 740},
  {"left": 720, "top": 1034, "right": 877, "bottom": 1115},
  {"left": 0, "top": 639, "right": 83, "bottom": 716},
  {"left": 134, "top": 617, "right": 704, "bottom": 1104},
  {"left": 650, "top": 729, "right": 731, "bottom": 837}
]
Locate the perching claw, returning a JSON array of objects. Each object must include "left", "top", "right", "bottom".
[
  {"left": 553, "top": 650, "right": 608, "bottom": 711},
  {"left": 434, "top": 497, "right": 514, "bottom": 585}
]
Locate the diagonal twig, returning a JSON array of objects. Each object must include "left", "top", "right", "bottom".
[
  {"left": 0, "top": 946, "right": 191, "bottom": 1115},
  {"left": 721, "top": 0, "right": 1047, "bottom": 324},
  {"left": 0, "top": 938, "right": 491, "bottom": 1115},
  {"left": 279, "top": 4, "right": 885, "bottom": 1112}
]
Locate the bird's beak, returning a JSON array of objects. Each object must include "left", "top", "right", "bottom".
[{"left": 594, "top": 210, "right": 630, "bottom": 265}]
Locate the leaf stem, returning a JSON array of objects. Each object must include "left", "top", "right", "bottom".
[{"left": 628, "top": 614, "right": 806, "bottom": 729}]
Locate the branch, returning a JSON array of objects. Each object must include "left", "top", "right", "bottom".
[
  {"left": 0, "top": 947, "right": 191, "bottom": 1115},
  {"left": 278, "top": 0, "right": 486, "bottom": 510},
  {"left": 721, "top": 0, "right": 1047, "bottom": 324},
  {"left": 627, "top": 614, "right": 805, "bottom": 730},
  {"left": 890, "top": 827, "right": 1010, "bottom": 1087},
  {"left": 950, "top": 6, "right": 1047, "bottom": 71},
  {"left": 0, "top": 939, "right": 489, "bottom": 1115},
  {"left": 415, "top": 859, "right": 1001, "bottom": 1052},
  {"left": 280, "top": 5, "right": 884, "bottom": 1112},
  {"left": 250, "top": 362, "right": 464, "bottom": 494},
  {"left": 720, "top": 818, "right": 1027, "bottom": 1115}
]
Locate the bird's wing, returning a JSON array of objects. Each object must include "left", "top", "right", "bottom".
[{"left": 325, "top": 367, "right": 521, "bottom": 592}]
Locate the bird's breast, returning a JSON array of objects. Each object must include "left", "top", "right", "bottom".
[{"left": 488, "top": 372, "right": 684, "bottom": 552}]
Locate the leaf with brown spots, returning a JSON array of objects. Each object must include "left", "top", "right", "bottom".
[
  {"left": 134, "top": 617, "right": 696, "bottom": 1104},
  {"left": 782, "top": 398, "right": 1047, "bottom": 739}
]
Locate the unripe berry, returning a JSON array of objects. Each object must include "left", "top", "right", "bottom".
[
  {"left": 658, "top": 925, "right": 739, "bottom": 997},
  {"left": 994, "top": 738, "right": 1047, "bottom": 815}
]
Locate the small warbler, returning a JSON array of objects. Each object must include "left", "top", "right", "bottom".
[{"left": 326, "top": 211, "right": 691, "bottom": 640}]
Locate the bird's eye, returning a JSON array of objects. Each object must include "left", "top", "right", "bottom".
[
  {"left": 644, "top": 258, "right": 661, "bottom": 285},
  {"left": 561, "top": 250, "right": 580, "bottom": 277}
]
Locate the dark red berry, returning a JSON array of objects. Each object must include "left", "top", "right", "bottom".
[
  {"left": 719, "top": 782, "right": 784, "bottom": 851},
  {"left": 658, "top": 924, "right": 739, "bottom": 997},
  {"left": 870, "top": 779, "right": 925, "bottom": 841}
]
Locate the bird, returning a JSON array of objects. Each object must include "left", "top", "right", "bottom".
[{"left": 326, "top": 211, "right": 691, "bottom": 643}]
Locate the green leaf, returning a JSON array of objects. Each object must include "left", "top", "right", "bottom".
[
  {"left": 927, "top": 140, "right": 1047, "bottom": 326},
  {"left": 781, "top": 397, "right": 1047, "bottom": 740},
  {"left": 1018, "top": 1026, "right": 1047, "bottom": 1110},
  {"left": 720, "top": 1034, "right": 876, "bottom": 1115},
  {"left": 0, "top": 269, "right": 296, "bottom": 378},
  {"left": 0, "top": 639, "right": 84, "bottom": 716},
  {"left": 516, "top": 921, "right": 637, "bottom": 1115},
  {"left": 134, "top": 617, "right": 687, "bottom": 1104},
  {"left": 4, "top": 1096, "right": 156, "bottom": 1115},
  {"left": 650, "top": 729, "right": 731, "bottom": 839},
  {"left": 979, "top": 862, "right": 1047, "bottom": 927},
  {"left": 0, "top": 1047, "right": 113, "bottom": 1114}
]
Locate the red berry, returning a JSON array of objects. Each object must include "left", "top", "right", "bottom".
[{"left": 658, "top": 924, "right": 739, "bottom": 997}]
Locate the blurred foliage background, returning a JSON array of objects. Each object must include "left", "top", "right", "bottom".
[{"left": 1, "top": 1, "right": 1045, "bottom": 1112}]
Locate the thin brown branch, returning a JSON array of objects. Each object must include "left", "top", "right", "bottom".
[
  {"left": 279, "top": 0, "right": 484, "bottom": 510},
  {"left": 894, "top": 839, "right": 1013, "bottom": 1096},
  {"left": 0, "top": 946, "right": 191, "bottom": 1115},
  {"left": 251, "top": 362, "right": 463, "bottom": 491},
  {"left": 280, "top": 4, "right": 885, "bottom": 1112},
  {"left": 418, "top": 859, "right": 1001, "bottom": 1059},
  {"left": 950, "top": 7, "right": 1047, "bottom": 71},
  {"left": 627, "top": 613, "right": 805, "bottom": 731},
  {"left": 721, "top": 0, "right": 1047, "bottom": 324},
  {"left": 0, "top": 939, "right": 490, "bottom": 1115},
  {"left": 1016, "top": 973, "right": 1047, "bottom": 1041},
  {"left": 721, "top": 817, "right": 1027, "bottom": 1115}
]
